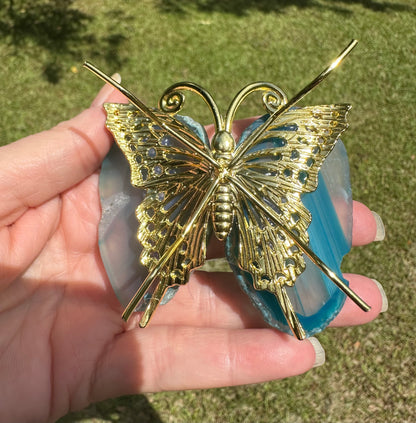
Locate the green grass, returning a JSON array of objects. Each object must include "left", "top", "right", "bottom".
[{"left": 1, "top": 0, "right": 415, "bottom": 422}]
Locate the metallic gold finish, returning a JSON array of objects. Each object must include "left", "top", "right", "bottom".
[
  {"left": 212, "top": 183, "right": 235, "bottom": 240},
  {"left": 121, "top": 176, "right": 220, "bottom": 323},
  {"left": 84, "top": 62, "right": 218, "bottom": 168},
  {"left": 159, "top": 82, "right": 224, "bottom": 133},
  {"left": 229, "top": 174, "right": 370, "bottom": 313},
  {"left": 275, "top": 284, "right": 306, "bottom": 340},
  {"left": 224, "top": 82, "right": 288, "bottom": 132},
  {"left": 85, "top": 40, "right": 370, "bottom": 339},
  {"left": 230, "top": 39, "right": 358, "bottom": 167}
]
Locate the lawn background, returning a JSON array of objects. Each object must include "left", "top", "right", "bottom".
[{"left": 0, "top": 0, "right": 415, "bottom": 422}]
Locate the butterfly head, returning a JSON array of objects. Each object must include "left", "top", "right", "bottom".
[{"left": 212, "top": 130, "right": 235, "bottom": 165}]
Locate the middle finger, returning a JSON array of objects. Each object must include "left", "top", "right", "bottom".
[{"left": 128, "top": 270, "right": 384, "bottom": 332}]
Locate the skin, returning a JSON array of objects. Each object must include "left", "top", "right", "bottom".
[{"left": 0, "top": 82, "right": 384, "bottom": 423}]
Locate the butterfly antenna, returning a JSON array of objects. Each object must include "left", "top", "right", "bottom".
[
  {"left": 84, "top": 61, "right": 161, "bottom": 122},
  {"left": 231, "top": 40, "right": 358, "bottom": 167},
  {"left": 83, "top": 62, "right": 218, "bottom": 167}
]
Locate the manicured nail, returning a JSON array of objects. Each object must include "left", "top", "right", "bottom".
[
  {"left": 372, "top": 279, "right": 388, "bottom": 313},
  {"left": 309, "top": 337, "right": 325, "bottom": 368},
  {"left": 111, "top": 73, "right": 121, "bottom": 83},
  {"left": 371, "top": 211, "right": 385, "bottom": 241},
  {"left": 91, "top": 73, "right": 122, "bottom": 107}
]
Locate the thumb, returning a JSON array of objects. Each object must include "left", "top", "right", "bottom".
[{"left": 0, "top": 75, "right": 127, "bottom": 224}]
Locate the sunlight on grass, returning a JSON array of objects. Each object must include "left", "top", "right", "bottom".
[{"left": 1, "top": 0, "right": 415, "bottom": 422}]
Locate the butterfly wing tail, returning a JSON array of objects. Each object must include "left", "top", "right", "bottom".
[
  {"left": 139, "top": 279, "right": 168, "bottom": 327},
  {"left": 274, "top": 285, "right": 306, "bottom": 340}
]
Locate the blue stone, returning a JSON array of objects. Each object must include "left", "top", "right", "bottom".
[
  {"left": 98, "top": 114, "right": 352, "bottom": 336},
  {"left": 227, "top": 115, "right": 352, "bottom": 337}
]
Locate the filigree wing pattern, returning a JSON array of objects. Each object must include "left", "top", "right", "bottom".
[
  {"left": 104, "top": 103, "right": 214, "bottom": 290},
  {"left": 235, "top": 104, "right": 351, "bottom": 194},
  {"left": 86, "top": 42, "right": 367, "bottom": 334},
  {"left": 136, "top": 175, "right": 212, "bottom": 287},
  {"left": 232, "top": 178, "right": 309, "bottom": 338},
  {"left": 233, "top": 178, "right": 307, "bottom": 291},
  {"left": 104, "top": 103, "right": 213, "bottom": 189},
  {"left": 232, "top": 104, "right": 351, "bottom": 291}
]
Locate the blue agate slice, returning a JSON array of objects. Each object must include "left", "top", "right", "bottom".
[
  {"left": 98, "top": 115, "right": 207, "bottom": 310},
  {"left": 98, "top": 114, "right": 352, "bottom": 336},
  {"left": 99, "top": 142, "right": 178, "bottom": 310},
  {"left": 226, "top": 116, "right": 352, "bottom": 337}
]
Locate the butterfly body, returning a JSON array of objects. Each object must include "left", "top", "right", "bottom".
[{"left": 211, "top": 182, "right": 235, "bottom": 241}]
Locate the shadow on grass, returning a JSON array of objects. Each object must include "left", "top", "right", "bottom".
[
  {"left": 158, "top": 0, "right": 414, "bottom": 15},
  {"left": 0, "top": 0, "right": 127, "bottom": 83},
  {"left": 57, "top": 395, "right": 164, "bottom": 423}
]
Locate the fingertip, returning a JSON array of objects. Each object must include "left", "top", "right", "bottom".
[
  {"left": 331, "top": 275, "right": 387, "bottom": 327},
  {"left": 352, "top": 201, "right": 384, "bottom": 245},
  {"left": 111, "top": 73, "right": 122, "bottom": 84},
  {"left": 90, "top": 73, "right": 127, "bottom": 108},
  {"left": 309, "top": 337, "right": 326, "bottom": 368},
  {"left": 371, "top": 211, "right": 386, "bottom": 242},
  {"left": 371, "top": 279, "right": 388, "bottom": 313}
]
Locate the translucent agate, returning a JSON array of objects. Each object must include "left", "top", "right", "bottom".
[{"left": 98, "top": 115, "right": 352, "bottom": 337}]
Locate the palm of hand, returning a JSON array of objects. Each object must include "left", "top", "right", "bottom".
[
  {"left": 0, "top": 160, "right": 126, "bottom": 421},
  {"left": 0, "top": 84, "right": 384, "bottom": 423}
]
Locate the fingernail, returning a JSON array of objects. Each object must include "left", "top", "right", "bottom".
[
  {"left": 371, "top": 211, "right": 385, "bottom": 241},
  {"left": 309, "top": 337, "right": 325, "bottom": 368},
  {"left": 111, "top": 72, "right": 121, "bottom": 83},
  {"left": 372, "top": 279, "right": 388, "bottom": 313},
  {"left": 91, "top": 73, "right": 122, "bottom": 107}
]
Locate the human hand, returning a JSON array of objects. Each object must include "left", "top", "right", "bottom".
[{"left": 0, "top": 79, "right": 387, "bottom": 423}]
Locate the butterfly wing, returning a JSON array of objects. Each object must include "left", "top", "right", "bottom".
[
  {"left": 104, "top": 103, "right": 214, "bottom": 324},
  {"left": 230, "top": 104, "right": 350, "bottom": 338}
]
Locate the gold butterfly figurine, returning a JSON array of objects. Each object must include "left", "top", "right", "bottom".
[{"left": 85, "top": 39, "right": 370, "bottom": 340}]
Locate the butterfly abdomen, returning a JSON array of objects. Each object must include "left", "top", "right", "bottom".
[{"left": 212, "top": 184, "right": 235, "bottom": 241}]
